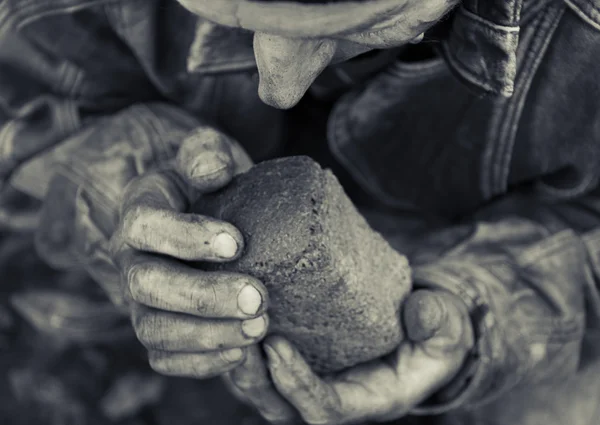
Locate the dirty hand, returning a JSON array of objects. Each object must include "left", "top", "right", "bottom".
[
  {"left": 110, "top": 127, "right": 270, "bottom": 379},
  {"left": 225, "top": 289, "right": 473, "bottom": 424}
]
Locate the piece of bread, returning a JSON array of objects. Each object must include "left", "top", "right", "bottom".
[{"left": 192, "top": 156, "right": 412, "bottom": 374}]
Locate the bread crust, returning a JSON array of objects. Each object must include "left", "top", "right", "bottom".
[{"left": 193, "top": 156, "right": 412, "bottom": 373}]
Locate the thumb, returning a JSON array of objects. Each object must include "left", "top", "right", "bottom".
[
  {"left": 176, "top": 127, "right": 252, "bottom": 192},
  {"left": 403, "top": 290, "right": 474, "bottom": 356}
]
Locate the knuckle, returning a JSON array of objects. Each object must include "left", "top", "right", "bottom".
[
  {"left": 127, "top": 262, "right": 160, "bottom": 302},
  {"left": 148, "top": 353, "right": 168, "bottom": 374},
  {"left": 132, "top": 314, "right": 150, "bottom": 345},
  {"left": 201, "top": 321, "right": 223, "bottom": 350},
  {"left": 123, "top": 204, "right": 141, "bottom": 226},
  {"left": 189, "top": 319, "right": 240, "bottom": 352},
  {"left": 192, "top": 354, "right": 233, "bottom": 378},
  {"left": 131, "top": 306, "right": 145, "bottom": 332},
  {"left": 148, "top": 359, "right": 163, "bottom": 374},
  {"left": 122, "top": 204, "right": 149, "bottom": 234},
  {"left": 127, "top": 264, "right": 147, "bottom": 301},
  {"left": 196, "top": 283, "right": 220, "bottom": 316},
  {"left": 133, "top": 313, "right": 163, "bottom": 350},
  {"left": 108, "top": 232, "right": 123, "bottom": 258},
  {"left": 182, "top": 129, "right": 222, "bottom": 156},
  {"left": 149, "top": 360, "right": 179, "bottom": 377}
]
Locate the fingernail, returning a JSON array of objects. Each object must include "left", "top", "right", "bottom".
[
  {"left": 423, "top": 294, "right": 446, "bottom": 331},
  {"left": 263, "top": 344, "right": 281, "bottom": 368},
  {"left": 223, "top": 348, "right": 244, "bottom": 362},
  {"left": 408, "top": 293, "right": 446, "bottom": 341},
  {"left": 238, "top": 285, "right": 262, "bottom": 316},
  {"left": 410, "top": 33, "right": 425, "bottom": 44},
  {"left": 242, "top": 316, "right": 266, "bottom": 338},
  {"left": 212, "top": 233, "right": 238, "bottom": 258},
  {"left": 191, "top": 153, "right": 229, "bottom": 179}
]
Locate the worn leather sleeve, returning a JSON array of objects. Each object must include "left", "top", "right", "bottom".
[
  {"left": 405, "top": 190, "right": 600, "bottom": 413},
  {"left": 29, "top": 103, "right": 201, "bottom": 307},
  {"left": 0, "top": 0, "right": 285, "bottom": 309},
  {"left": 0, "top": 2, "right": 205, "bottom": 306}
]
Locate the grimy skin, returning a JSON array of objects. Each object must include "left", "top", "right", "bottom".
[{"left": 192, "top": 156, "right": 412, "bottom": 374}]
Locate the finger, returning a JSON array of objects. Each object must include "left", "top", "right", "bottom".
[
  {"left": 120, "top": 170, "right": 190, "bottom": 216},
  {"left": 379, "top": 342, "right": 464, "bottom": 415},
  {"left": 125, "top": 254, "right": 267, "bottom": 318},
  {"left": 176, "top": 127, "right": 237, "bottom": 191},
  {"left": 131, "top": 304, "right": 269, "bottom": 352},
  {"left": 264, "top": 336, "right": 347, "bottom": 425},
  {"left": 402, "top": 290, "right": 446, "bottom": 342},
  {"left": 226, "top": 345, "right": 298, "bottom": 423},
  {"left": 403, "top": 290, "right": 474, "bottom": 356},
  {"left": 117, "top": 173, "right": 243, "bottom": 261},
  {"left": 228, "top": 140, "right": 254, "bottom": 175},
  {"left": 121, "top": 207, "right": 243, "bottom": 261},
  {"left": 148, "top": 348, "right": 246, "bottom": 379},
  {"left": 375, "top": 292, "right": 473, "bottom": 414},
  {"left": 177, "top": 127, "right": 254, "bottom": 186}
]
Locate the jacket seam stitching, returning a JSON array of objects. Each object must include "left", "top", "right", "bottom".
[
  {"left": 2, "top": 0, "right": 117, "bottom": 30},
  {"left": 486, "top": 3, "right": 565, "bottom": 197},
  {"left": 564, "top": 0, "right": 600, "bottom": 31}
]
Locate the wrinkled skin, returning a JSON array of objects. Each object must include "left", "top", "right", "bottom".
[
  {"left": 110, "top": 0, "right": 474, "bottom": 423},
  {"left": 110, "top": 127, "right": 474, "bottom": 424},
  {"left": 111, "top": 128, "right": 270, "bottom": 378},
  {"left": 176, "top": 0, "right": 459, "bottom": 108}
]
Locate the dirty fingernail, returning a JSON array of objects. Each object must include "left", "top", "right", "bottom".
[
  {"left": 213, "top": 233, "right": 238, "bottom": 258},
  {"left": 223, "top": 348, "right": 244, "bottom": 362},
  {"left": 242, "top": 316, "right": 266, "bottom": 338},
  {"left": 238, "top": 285, "right": 262, "bottom": 316},
  {"left": 419, "top": 293, "right": 446, "bottom": 332},
  {"left": 191, "top": 153, "right": 228, "bottom": 179},
  {"left": 406, "top": 292, "right": 446, "bottom": 342}
]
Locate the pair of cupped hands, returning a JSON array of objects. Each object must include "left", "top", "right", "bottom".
[{"left": 109, "top": 128, "right": 474, "bottom": 425}]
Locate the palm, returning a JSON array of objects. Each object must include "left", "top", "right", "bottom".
[{"left": 226, "top": 290, "right": 473, "bottom": 425}]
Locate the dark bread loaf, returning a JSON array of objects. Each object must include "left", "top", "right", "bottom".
[{"left": 192, "top": 156, "right": 411, "bottom": 374}]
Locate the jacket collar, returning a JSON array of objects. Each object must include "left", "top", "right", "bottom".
[
  {"left": 441, "top": 0, "right": 523, "bottom": 97},
  {"left": 184, "top": 0, "right": 523, "bottom": 97},
  {"left": 186, "top": 18, "right": 257, "bottom": 74},
  {"left": 5, "top": 0, "right": 522, "bottom": 96}
]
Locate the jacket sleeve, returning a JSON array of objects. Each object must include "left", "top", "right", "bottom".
[
  {"left": 0, "top": 5, "right": 208, "bottom": 306},
  {"left": 0, "top": 1, "right": 286, "bottom": 306},
  {"left": 23, "top": 104, "right": 203, "bottom": 307},
  {"left": 398, "top": 188, "right": 600, "bottom": 414}
]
